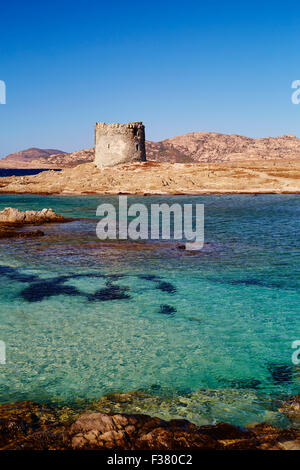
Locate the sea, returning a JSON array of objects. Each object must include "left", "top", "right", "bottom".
[
  {"left": 0, "top": 193, "right": 299, "bottom": 428},
  {"left": 0, "top": 169, "right": 61, "bottom": 177}
]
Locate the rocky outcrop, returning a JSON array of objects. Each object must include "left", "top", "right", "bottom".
[
  {"left": 0, "top": 207, "right": 65, "bottom": 224},
  {"left": 0, "top": 208, "right": 68, "bottom": 239},
  {"left": 70, "top": 412, "right": 219, "bottom": 450},
  {"left": 0, "top": 399, "right": 299, "bottom": 450},
  {"left": 0, "top": 401, "right": 69, "bottom": 450}
]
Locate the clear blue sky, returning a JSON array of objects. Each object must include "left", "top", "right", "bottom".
[{"left": 1, "top": 0, "right": 300, "bottom": 156}]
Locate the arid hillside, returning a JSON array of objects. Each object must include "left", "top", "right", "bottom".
[
  {"left": 156, "top": 132, "right": 300, "bottom": 163},
  {"left": 28, "top": 148, "right": 95, "bottom": 168},
  {"left": 2, "top": 132, "right": 300, "bottom": 168},
  {"left": 0, "top": 148, "right": 65, "bottom": 168}
]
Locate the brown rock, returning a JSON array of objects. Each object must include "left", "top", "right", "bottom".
[
  {"left": 0, "top": 401, "right": 68, "bottom": 450},
  {"left": 0, "top": 400, "right": 300, "bottom": 450},
  {"left": 0, "top": 207, "right": 65, "bottom": 224},
  {"left": 279, "top": 394, "right": 300, "bottom": 425},
  {"left": 198, "top": 422, "right": 254, "bottom": 440},
  {"left": 70, "top": 412, "right": 219, "bottom": 450},
  {"left": 0, "top": 207, "right": 68, "bottom": 239},
  {"left": 0, "top": 228, "right": 44, "bottom": 239}
]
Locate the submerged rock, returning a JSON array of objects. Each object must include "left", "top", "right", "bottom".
[
  {"left": 87, "top": 389, "right": 285, "bottom": 428},
  {"left": 279, "top": 394, "right": 300, "bottom": 426},
  {"left": 0, "top": 227, "right": 44, "bottom": 239}
]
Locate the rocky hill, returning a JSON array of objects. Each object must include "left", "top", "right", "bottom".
[
  {"left": 29, "top": 148, "right": 95, "bottom": 168},
  {"left": 21, "top": 143, "right": 193, "bottom": 168},
  {"left": 0, "top": 148, "right": 65, "bottom": 168},
  {"left": 1, "top": 132, "right": 300, "bottom": 168},
  {"left": 157, "top": 132, "right": 300, "bottom": 163}
]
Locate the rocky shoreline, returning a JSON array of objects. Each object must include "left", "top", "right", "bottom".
[
  {"left": 0, "top": 395, "right": 299, "bottom": 450},
  {"left": 0, "top": 207, "right": 70, "bottom": 239}
]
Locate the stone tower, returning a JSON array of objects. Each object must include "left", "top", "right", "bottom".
[{"left": 94, "top": 122, "right": 146, "bottom": 168}]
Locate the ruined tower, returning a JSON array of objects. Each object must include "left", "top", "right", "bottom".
[{"left": 94, "top": 122, "right": 146, "bottom": 168}]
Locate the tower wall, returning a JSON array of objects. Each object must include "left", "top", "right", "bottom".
[{"left": 94, "top": 122, "right": 146, "bottom": 168}]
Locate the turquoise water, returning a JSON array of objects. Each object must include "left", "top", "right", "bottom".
[{"left": 0, "top": 194, "right": 299, "bottom": 427}]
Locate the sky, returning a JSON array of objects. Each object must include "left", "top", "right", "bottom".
[{"left": 1, "top": 0, "right": 300, "bottom": 156}]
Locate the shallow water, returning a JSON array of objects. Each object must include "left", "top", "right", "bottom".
[{"left": 0, "top": 194, "right": 299, "bottom": 427}]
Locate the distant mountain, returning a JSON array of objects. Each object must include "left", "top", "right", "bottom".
[
  {"left": 1, "top": 132, "right": 300, "bottom": 168},
  {"left": 152, "top": 132, "right": 300, "bottom": 163},
  {"left": 34, "top": 148, "right": 95, "bottom": 167},
  {"left": 0, "top": 148, "right": 65, "bottom": 168}
]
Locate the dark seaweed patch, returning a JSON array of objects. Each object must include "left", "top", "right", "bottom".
[
  {"left": 159, "top": 304, "right": 176, "bottom": 315},
  {"left": 227, "top": 379, "right": 261, "bottom": 390},
  {"left": 139, "top": 274, "right": 162, "bottom": 281},
  {"left": 230, "top": 279, "right": 282, "bottom": 288},
  {"left": 188, "top": 317, "right": 202, "bottom": 324},
  {"left": 57, "top": 273, "right": 105, "bottom": 282},
  {"left": 21, "top": 280, "right": 82, "bottom": 302},
  {"left": 156, "top": 281, "right": 176, "bottom": 294},
  {"left": 209, "top": 277, "right": 283, "bottom": 289},
  {"left": 88, "top": 284, "right": 130, "bottom": 302},
  {"left": 149, "top": 384, "right": 162, "bottom": 391},
  {"left": 268, "top": 363, "right": 294, "bottom": 384},
  {"left": 2, "top": 267, "right": 174, "bottom": 304},
  {"left": 230, "top": 279, "right": 264, "bottom": 287},
  {"left": 107, "top": 274, "right": 125, "bottom": 281},
  {"left": 209, "top": 277, "right": 264, "bottom": 287},
  {"left": 19, "top": 271, "right": 131, "bottom": 303},
  {"left": 0, "top": 264, "right": 39, "bottom": 283}
]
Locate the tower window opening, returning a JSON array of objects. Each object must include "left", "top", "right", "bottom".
[
  {"left": 108, "top": 144, "right": 110, "bottom": 149},
  {"left": 136, "top": 144, "right": 139, "bottom": 151}
]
